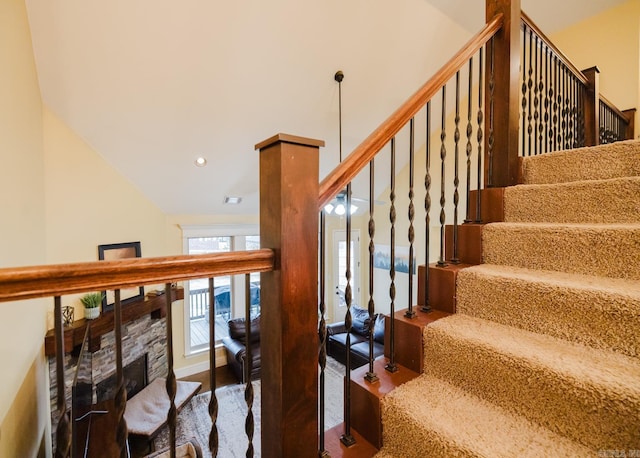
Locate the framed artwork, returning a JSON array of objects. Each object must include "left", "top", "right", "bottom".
[{"left": 98, "top": 241, "right": 144, "bottom": 311}]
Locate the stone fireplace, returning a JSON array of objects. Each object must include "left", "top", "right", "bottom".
[{"left": 48, "top": 313, "right": 168, "bottom": 444}]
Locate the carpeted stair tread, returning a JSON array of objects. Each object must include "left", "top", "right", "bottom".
[
  {"left": 456, "top": 264, "right": 640, "bottom": 357},
  {"left": 423, "top": 314, "right": 640, "bottom": 450},
  {"left": 482, "top": 222, "right": 640, "bottom": 279},
  {"left": 504, "top": 176, "right": 640, "bottom": 223},
  {"left": 379, "top": 374, "right": 591, "bottom": 457},
  {"left": 522, "top": 139, "right": 640, "bottom": 184}
]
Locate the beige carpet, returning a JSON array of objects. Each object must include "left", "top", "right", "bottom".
[{"left": 378, "top": 140, "right": 640, "bottom": 456}]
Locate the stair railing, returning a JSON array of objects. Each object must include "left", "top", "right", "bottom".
[
  {"left": 520, "top": 12, "right": 635, "bottom": 155},
  {"left": 0, "top": 242, "right": 279, "bottom": 456},
  {"left": 316, "top": 12, "right": 505, "bottom": 451}
]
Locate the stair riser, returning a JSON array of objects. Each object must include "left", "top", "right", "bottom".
[
  {"left": 504, "top": 178, "right": 640, "bottom": 224},
  {"left": 483, "top": 224, "right": 640, "bottom": 280},
  {"left": 456, "top": 270, "right": 640, "bottom": 358},
  {"left": 423, "top": 326, "right": 640, "bottom": 450}
]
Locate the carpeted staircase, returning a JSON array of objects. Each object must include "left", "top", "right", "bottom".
[{"left": 377, "top": 140, "right": 640, "bottom": 457}]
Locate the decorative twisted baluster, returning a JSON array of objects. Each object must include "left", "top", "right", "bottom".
[
  {"left": 54, "top": 296, "right": 71, "bottom": 458},
  {"left": 114, "top": 289, "right": 128, "bottom": 458},
  {"left": 543, "top": 43, "right": 550, "bottom": 152},
  {"left": 451, "top": 72, "right": 461, "bottom": 264},
  {"left": 465, "top": 59, "right": 473, "bottom": 221},
  {"left": 533, "top": 35, "right": 540, "bottom": 156},
  {"left": 366, "top": 159, "right": 379, "bottom": 382},
  {"left": 527, "top": 30, "right": 534, "bottom": 156},
  {"left": 208, "top": 277, "right": 219, "bottom": 456},
  {"left": 521, "top": 25, "right": 528, "bottom": 156},
  {"left": 386, "top": 138, "right": 398, "bottom": 373},
  {"left": 555, "top": 58, "right": 562, "bottom": 149},
  {"left": 538, "top": 39, "right": 545, "bottom": 154},
  {"left": 318, "top": 210, "right": 330, "bottom": 457},
  {"left": 406, "top": 118, "right": 417, "bottom": 317},
  {"left": 165, "top": 282, "right": 178, "bottom": 458},
  {"left": 547, "top": 50, "right": 555, "bottom": 152},
  {"left": 437, "top": 86, "right": 447, "bottom": 267},
  {"left": 562, "top": 66, "right": 570, "bottom": 148},
  {"left": 341, "top": 183, "right": 356, "bottom": 446},
  {"left": 488, "top": 38, "right": 495, "bottom": 185},
  {"left": 423, "top": 101, "right": 432, "bottom": 313},
  {"left": 244, "top": 274, "right": 255, "bottom": 457},
  {"left": 476, "top": 48, "right": 484, "bottom": 223}
]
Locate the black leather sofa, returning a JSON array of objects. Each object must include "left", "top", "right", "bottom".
[
  {"left": 326, "top": 306, "right": 385, "bottom": 369},
  {"left": 222, "top": 315, "right": 261, "bottom": 383}
]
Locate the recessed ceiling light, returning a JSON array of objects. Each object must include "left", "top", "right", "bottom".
[
  {"left": 224, "top": 196, "right": 242, "bottom": 205},
  {"left": 194, "top": 157, "right": 207, "bottom": 167}
]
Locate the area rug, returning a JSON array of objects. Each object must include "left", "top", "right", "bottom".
[{"left": 153, "top": 357, "right": 345, "bottom": 457}]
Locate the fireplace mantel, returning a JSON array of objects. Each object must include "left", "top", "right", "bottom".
[{"left": 44, "top": 287, "right": 184, "bottom": 356}]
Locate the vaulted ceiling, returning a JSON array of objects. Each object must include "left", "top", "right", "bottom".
[{"left": 25, "top": 0, "right": 626, "bottom": 215}]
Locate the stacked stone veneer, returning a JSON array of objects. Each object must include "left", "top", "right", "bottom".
[{"left": 49, "top": 314, "right": 167, "bottom": 448}]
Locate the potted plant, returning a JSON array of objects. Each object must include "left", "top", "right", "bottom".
[{"left": 80, "top": 292, "right": 103, "bottom": 320}]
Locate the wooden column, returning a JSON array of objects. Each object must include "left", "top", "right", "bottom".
[
  {"left": 485, "top": 0, "right": 521, "bottom": 187},
  {"left": 256, "top": 133, "right": 323, "bottom": 457},
  {"left": 583, "top": 66, "right": 600, "bottom": 146}
]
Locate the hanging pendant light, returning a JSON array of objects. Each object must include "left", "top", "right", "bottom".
[{"left": 325, "top": 70, "right": 359, "bottom": 216}]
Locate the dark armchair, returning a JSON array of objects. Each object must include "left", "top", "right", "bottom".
[{"left": 222, "top": 315, "right": 261, "bottom": 383}]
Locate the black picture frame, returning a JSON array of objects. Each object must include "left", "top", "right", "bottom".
[{"left": 98, "top": 241, "right": 144, "bottom": 312}]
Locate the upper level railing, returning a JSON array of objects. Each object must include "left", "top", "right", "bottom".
[
  {"left": 520, "top": 12, "right": 635, "bottom": 156},
  {"left": 0, "top": 250, "right": 275, "bottom": 457}
]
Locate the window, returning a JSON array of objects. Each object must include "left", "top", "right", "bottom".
[{"left": 181, "top": 225, "right": 259, "bottom": 355}]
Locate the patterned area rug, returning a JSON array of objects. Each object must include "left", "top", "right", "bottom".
[{"left": 153, "top": 357, "right": 345, "bottom": 457}]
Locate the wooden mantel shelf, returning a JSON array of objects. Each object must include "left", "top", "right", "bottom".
[{"left": 44, "top": 287, "right": 184, "bottom": 357}]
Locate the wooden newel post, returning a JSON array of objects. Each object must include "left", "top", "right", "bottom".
[
  {"left": 583, "top": 66, "right": 600, "bottom": 146},
  {"left": 486, "top": 0, "right": 520, "bottom": 187},
  {"left": 256, "top": 133, "right": 324, "bottom": 457}
]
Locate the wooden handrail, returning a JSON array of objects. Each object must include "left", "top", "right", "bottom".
[
  {"left": 520, "top": 11, "right": 588, "bottom": 86},
  {"left": 600, "top": 94, "right": 632, "bottom": 123},
  {"left": 0, "top": 249, "right": 275, "bottom": 302},
  {"left": 318, "top": 13, "right": 504, "bottom": 209}
]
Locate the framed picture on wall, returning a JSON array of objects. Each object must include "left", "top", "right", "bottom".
[{"left": 98, "top": 241, "right": 144, "bottom": 311}]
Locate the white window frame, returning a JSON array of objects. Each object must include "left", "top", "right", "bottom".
[{"left": 181, "top": 224, "right": 259, "bottom": 356}]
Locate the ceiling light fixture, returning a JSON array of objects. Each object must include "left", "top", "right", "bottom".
[
  {"left": 194, "top": 157, "right": 207, "bottom": 167},
  {"left": 223, "top": 196, "right": 242, "bottom": 205}
]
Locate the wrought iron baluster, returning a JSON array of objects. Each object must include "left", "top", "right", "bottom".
[
  {"left": 54, "top": 296, "right": 71, "bottom": 458},
  {"left": 547, "top": 46, "right": 554, "bottom": 152},
  {"left": 165, "top": 283, "right": 178, "bottom": 458},
  {"left": 423, "top": 101, "right": 432, "bottom": 313},
  {"left": 533, "top": 35, "right": 540, "bottom": 156},
  {"left": 521, "top": 25, "right": 528, "bottom": 156},
  {"left": 114, "top": 289, "right": 128, "bottom": 458},
  {"left": 451, "top": 72, "right": 461, "bottom": 264},
  {"left": 318, "top": 210, "right": 329, "bottom": 456},
  {"left": 538, "top": 39, "right": 545, "bottom": 154},
  {"left": 244, "top": 274, "right": 255, "bottom": 457},
  {"left": 465, "top": 59, "right": 473, "bottom": 222},
  {"left": 341, "top": 183, "right": 356, "bottom": 446},
  {"left": 437, "top": 86, "right": 447, "bottom": 267},
  {"left": 561, "top": 65, "right": 567, "bottom": 148},
  {"left": 555, "top": 57, "right": 562, "bottom": 150},
  {"left": 475, "top": 47, "right": 484, "bottom": 223},
  {"left": 366, "top": 159, "right": 379, "bottom": 381},
  {"left": 527, "top": 29, "right": 533, "bottom": 156},
  {"left": 406, "top": 118, "right": 417, "bottom": 317},
  {"left": 488, "top": 38, "right": 495, "bottom": 184},
  {"left": 386, "top": 139, "right": 398, "bottom": 374},
  {"left": 208, "top": 277, "right": 219, "bottom": 456}
]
